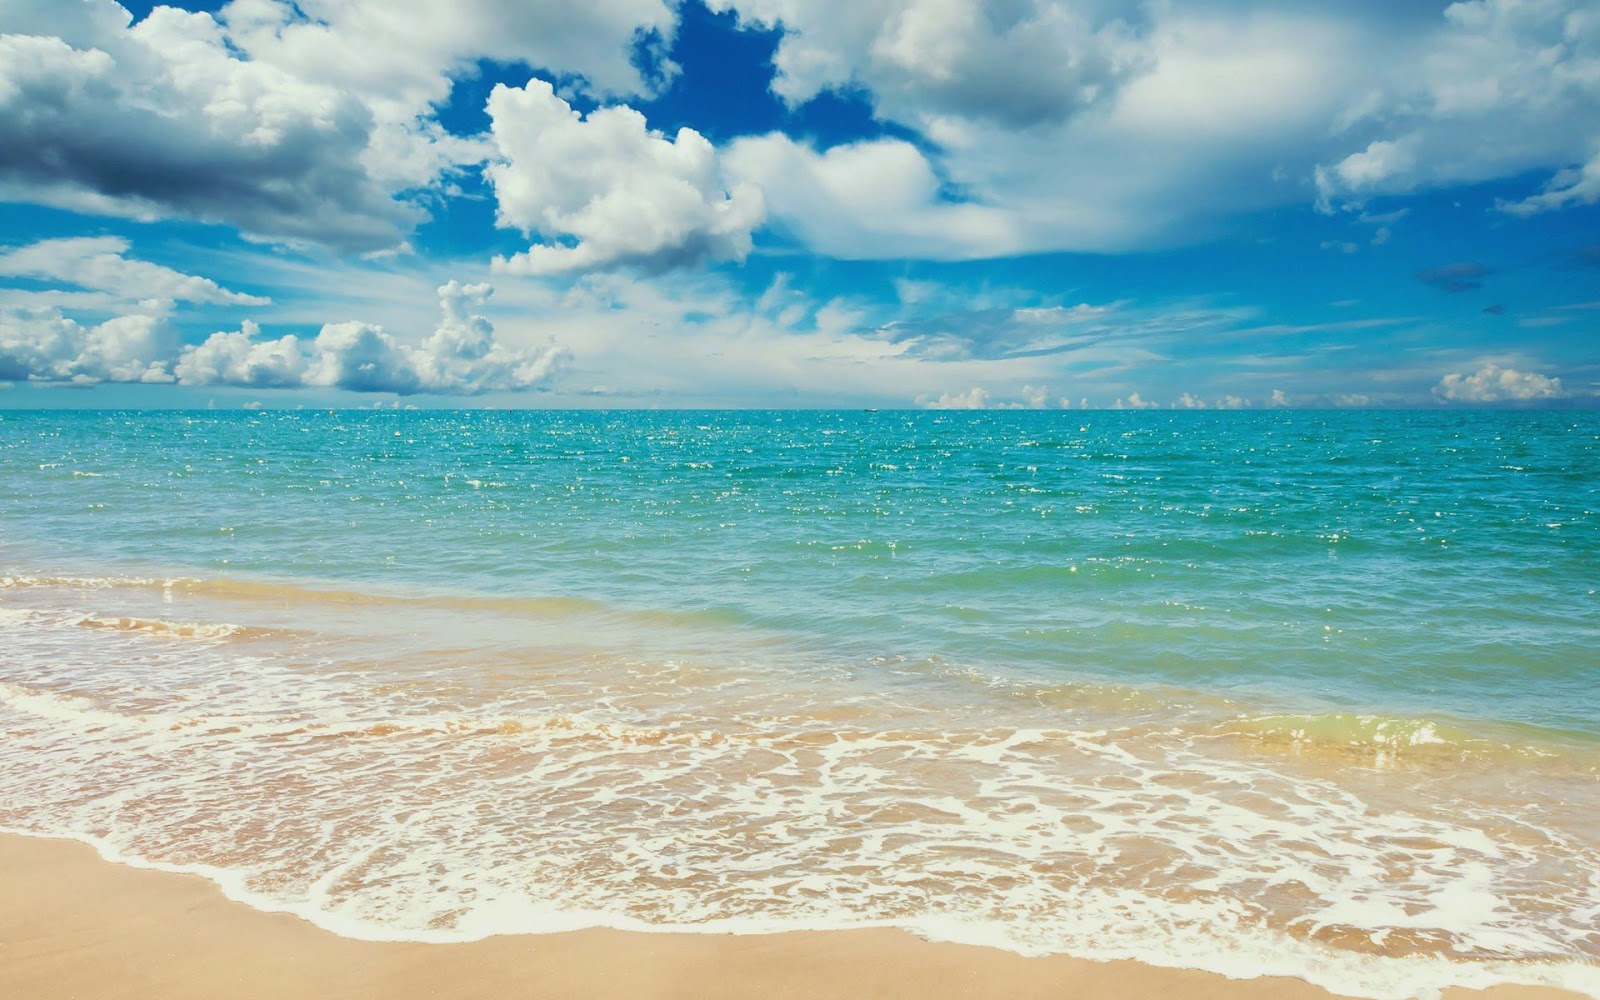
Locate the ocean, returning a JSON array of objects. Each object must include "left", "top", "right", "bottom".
[{"left": 1, "top": 408, "right": 1596, "bottom": 998}]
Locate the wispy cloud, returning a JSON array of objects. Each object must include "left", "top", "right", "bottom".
[{"left": 0, "top": 237, "right": 268, "bottom": 307}]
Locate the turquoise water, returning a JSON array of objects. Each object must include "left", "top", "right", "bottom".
[
  {"left": 4, "top": 409, "right": 1595, "bottom": 734},
  {"left": 1, "top": 409, "right": 1597, "bottom": 997}
]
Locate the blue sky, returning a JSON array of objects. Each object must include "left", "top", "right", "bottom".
[{"left": 1, "top": 0, "right": 1596, "bottom": 408}]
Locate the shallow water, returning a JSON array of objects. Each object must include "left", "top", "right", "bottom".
[{"left": 1, "top": 409, "right": 1596, "bottom": 998}]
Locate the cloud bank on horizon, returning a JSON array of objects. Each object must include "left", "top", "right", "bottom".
[{"left": 0, "top": 0, "right": 1595, "bottom": 407}]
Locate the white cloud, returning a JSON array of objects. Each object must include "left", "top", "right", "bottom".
[
  {"left": 3, "top": 277, "right": 568, "bottom": 396},
  {"left": 1433, "top": 364, "right": 1565, "bottom": 402},
  {"left": 72, "top": 235, "right": 1552, "bottom": 410},
  {"left": 223, "top": 0, "right": 678, "bottom": 108},
  {"left": 0, "top": 236, "right": 268, "bottom": 306},
  {"left": 921, "top": 387, "right": 992, "bottom": 409},
  {"left": 0, "top": 10, "right": 420, "bottom": 250},
  {"left": 0, "top": 0, "right": 678, "bottom": 251},
  {"left": 724, "top": 135, "right": 1021, "bottom": 259},
  {"left": 486, "top": 81, "right": 765, "bottom": 275},
  {"left": 7, "top": 0, "right": 1597, "bottom": 266},
  {"left": 1173, "top": 390, "right": 1280, "bottom": 409},
  {"left": 172, "top": 321, "right": 309, "bottom": 388},
  {"left": 718, "top": 0, "right": 1598, "bottom": 258},
  {"left": 1315, "top": 0, "right": 1600, "bottom": 209},
  {"left": 411, "top": 280, "right": 573, "bottom": 392},
  {"left": 0, "top": 306, "right": 174, "bottom": 385},
  {"left": 917, "top": 385, "right": 1061, "bottom": 409},
  {"left": 117, "top": 242, "right": 1500, "bottom": 409},
  {"left": 1499, "top": 147, "right": 1600, "bottom": 216},
  {"left": 717, "top": 6, "right": 1392, "bottom": 255},
  {"left": 1112, "top": 392, "right": 1158, "bottom": 409},
  {"left": 875, "top": 295, "right": 1202, "bottom": 366},
  {"left": 712, "top": 0, "right": 1150, "bottom": 131},
  {"left": 300, "top": 322, "right": 427, "bottom": 394},
  {"left": 917, "top": 383, "right": 1061, "bottom": 409},
  {"left": 174, "top": 281, "right": 571, "bottom": 395},
  {"left": 1320, "top": 139, "right": 1418, "bottom": 198}
]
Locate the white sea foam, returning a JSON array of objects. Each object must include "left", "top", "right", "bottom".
[
  {"left": 74, "top": 614, "right": 257, "bottom": 641},
  {"left": 0, "top": 681, "right": 148, "bottom": 733},
  {"left": 0, "top": 573, "right": 193, "bottom": 593},
  {"left": 1, "top": 583, "right": 1598, "bottom": 1000}
]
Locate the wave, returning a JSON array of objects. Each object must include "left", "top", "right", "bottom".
[
  {"left": 1, "top": 573, "right": 192, "bottom": 592},
  {"left": 74, "top": 614, "right": 282, "bottom": 642},
  {"left": 0, "top": 681, "right": 146, "bottom": 733},
  {"left": 895, "top": 654, "right": 1600, "bottom": 761},
  {"left": 9, "top": 567, "right": 1594, "bottom": 761},
  {"left": 1210, "top": 712, "right": 1600, "bottom": 768},
  {"left": 1, "top": 824, "right": 1594, "bottom": 1000},
  {"left": 1, "top": 571, "right": 614, "bottom": 619},
  {"left": 3, "top": 667, "right": 1599, "bottom": 999}
]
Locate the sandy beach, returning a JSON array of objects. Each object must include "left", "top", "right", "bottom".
[
  {"left": 0, "top": 832, "right": 1582, "bottom": 1000},
  {"left": 3, "top": 416, "right": 1597, "bottom": 999}
]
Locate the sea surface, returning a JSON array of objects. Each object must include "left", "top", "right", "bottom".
[{"left": 1, "top": 409, "right": 1596, "bottom": 998}]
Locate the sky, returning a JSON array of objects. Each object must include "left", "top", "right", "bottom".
[{"left": 0, "top": 0, "right": 1597, "bottom": 409}]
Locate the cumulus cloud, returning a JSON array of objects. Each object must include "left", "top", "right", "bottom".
[
  {"left": 0, "top": 237, "right": 268, "bottom": 306},
  {"left": 724, "top": 136, "right": 1021, "bottom": 260},
  {"left": 3, "top": 278, "right": 568, "bottom": 395},
  {"left": 714, "top": 0, "right": 1599, "bottom": 259},
  {"left": 1433, "top": 364, "right": 1565, "bottom": 402},
  {"left": 174, "top": 282, "right": 570, "bottom": 395},
  {"left": 1171, "top": 391, "right": 1277, "bottom": 409},
  {"left": 0, "top": 11, "right": 420, "bottom": 251},
  {"left": 171, "top": 321, "right": 309, "bottom": 388},
  {"left": 1315, "top": 0, "right": 1600, "bottom": 210},
  {"left": 715, "top": 4, "right": 1400, "bottom": 256},
  {"left": 0, "top": 306, "right": 175, "bottom": 385},
  {"left": 1316, "top": 139, "right": 1418, "bottom": 204},
  {"left": 710, "top": 0, "right": 1150, "bottom": 130},
  {"left": 723, "top": 0, "right": 1152, "bottom": 128},
  {"left": 223, "top": 0, "right": 678, "bottom": 108},
  {"left": 921, "top": 387, "right": 993, "bottom": 409},
  {"left": 8, "top": 0, "right": 1598, "bottom": 264},
  {"left": 924, "top": 385, "right": 1065, "bottom": 409},
  {"left": 0, "top": 0, "right": 679, "bottom": 251},
  {"left": 917, "top": 385, "right": 1059, "bottom": 409},
  {"left": 486, "top": 81, "right": 765, "bottom": 275}
]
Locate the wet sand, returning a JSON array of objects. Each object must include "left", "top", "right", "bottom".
[{"left": 0, "top": 833, "right": 1581, "bottom": 1000}]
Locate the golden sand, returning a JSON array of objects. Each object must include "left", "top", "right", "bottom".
[{"left": 0, "top": 833, "right": 1582, "bottom": 1000}]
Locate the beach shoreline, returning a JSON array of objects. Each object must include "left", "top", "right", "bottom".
[
  {"left": 3, "top": 412, "right": 1597, "bottom": 1000},
  {"left": 0, "top": 832, "right": 1582, "bottom": 1000}
]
